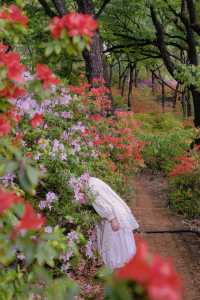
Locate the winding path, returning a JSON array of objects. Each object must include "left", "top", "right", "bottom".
[{"left": 132, "top": 170, "right": 200, "bottom": 300}]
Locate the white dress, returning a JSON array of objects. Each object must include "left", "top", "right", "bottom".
[{"left": 88, "top": 177, "right": 139, "bottom": 269}]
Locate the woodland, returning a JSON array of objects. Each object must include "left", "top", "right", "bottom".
[{"left": 0, "top": 0, "right": 200, "bottom": 299}]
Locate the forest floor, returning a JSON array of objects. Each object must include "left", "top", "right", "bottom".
[{"left": 133, "top": 169, "right": 200, "bottom": 300}]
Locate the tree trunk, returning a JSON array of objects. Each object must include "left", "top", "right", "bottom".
[
  {"left": 121, "top": 71, "right": 127, "bottom": 97},
  {"left": 173, "top": 82, "right": 179, "bottom": 110},
  {"left": 190, "top": 86, "right": 200, "bottom": 126},
  {"left": 152, "top": 72, "right": 155, "bottom": 95},
  {"left": 109, "top": 64, "right": 113, "bottom": 88},
  {"left": 82, "top": 32, "right": 105, "bottom": 83},
  {"left": 76, "top": 0, "right": 107, "bottom": 85},
  {"left": 134, "top": 65, "right": 138, "bottom": 87},
  {"left": 128, "top": 64, "right": 134, "bottom": 111},
  {"left": 161, "top": 81, "right": 165, "bottom": 112},
  {"left": 117, "top": 58, "right": 121, "bottom": 89}
]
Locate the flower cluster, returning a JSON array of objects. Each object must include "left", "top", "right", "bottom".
[
  {"left": 49, "top": 12, "right": 98, "bottom": 40},
  {"left": 0, "top": 115, "right": 11, "bottom": 136},
  {"left": 169, "top": 156, "right": 197, "bottom": 177},
  {"left": 30, "top": 113, "right": 44, "bottom": 128},
  {"left": 0, "top": 45, "right": 26, "bottom": 99},
  {"left": 0, "top": 4, "right": 28, "bottom": 27},
  {"left": 50, "top": 139, "right": 67, "bottom": 161},
  {"left": 36, "top": 64, "right": 60, "bottom": 89},
  {"left": 69, "top": 172, "right": 90, "bottom": 204},
  {"left": 0, "top": 173, "right": 16, "bottom": 187},
  {"left": 60, "top": 230, "right": 79, "bottom": 273},
  {"left": 39, "top": 192, "right": 58, "bottom": 211},
  {"left": 116, "top": 238, "right": 183, "bottom": 300},
  {"left": 0, "top": 188, "right": 45, "bottom": 236}
]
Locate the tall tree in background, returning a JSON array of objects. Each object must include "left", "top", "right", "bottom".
[
  {"left": 38, "top": 0, "right": 112, "bottom": 87},
  {"left": 102, "top": 0, "right": 200, "bottom": 127}
]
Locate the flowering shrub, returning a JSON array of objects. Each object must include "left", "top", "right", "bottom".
[
  {"left": 135, "top": 113, "right": 195, "bottom": 173},
  {"left": 168, "top": 149, "right": 200, "bottom": 218},
  {"left": 0, "top": 3, "right": 184, "bottom": 300},
  {"left": 103, "top": 238, "right": 183, "bottom": 300}
]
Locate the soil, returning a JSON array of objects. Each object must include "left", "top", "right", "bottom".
[{"left": 133, "top": 169, "right": 200, "bottom": 300}]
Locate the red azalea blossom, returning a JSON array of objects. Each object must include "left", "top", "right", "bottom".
[
  {"left": 116, "top": 238, "right": 183, "bottom": 300},
  {"left": 0, "top": 4, "right": 28, "bottom": 27},
  {"left": 14, "top": 203, "right": 45, "bottom": 234},
  {"left": 0, "top": 189, "right": 22, "bottom": 214},
  {"left": 169, "top": 156, "right": 197, "bottom": 177},
  {"left": 36, "top": 64, "right": 60, "bottom": 89},
  {"left": 6, "top": 108, "right": 21, "bottom": 123},
  {"left": 0, "top": 115, "right": 11, "bottom": 136},
  {"left": 0, "top": 84, "right": 26, "bottom": 99},
  {"left": 89, "top": 114, "right": 103, "bottom": 122},
  {"left": 0, "top": 49, "right": 25, "bottom": 83},
  {"left": 30, "top": 113, "right": 44, "bottom": 128},
  {"left": 49, "top": 12, "right": 98, "bottom": 40},
  {"left": 90, "top": 86, "right": 110, "bottom": 97},
  {"left": 12, "top": 132, "right": 23, "bottom": 145},
  {"left": 0, "top": 43, "right": 8, "bottom": 53}
]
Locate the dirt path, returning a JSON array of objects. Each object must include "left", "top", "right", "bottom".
[{"left": 132, "top": 170, "right": 200, "bottom": 300}]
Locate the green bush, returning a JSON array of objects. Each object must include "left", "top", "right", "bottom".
[
  {"left": 135, "top": 113, "right": 195, "bottom": 173},
  {"left": 168, "top": 171, "right": 200, "bottom": 218}
]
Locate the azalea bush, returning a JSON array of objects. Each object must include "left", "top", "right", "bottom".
[
  {"left": 135, "top": 113, "right": 195, "bottom": 173},
  {"left": 168, "top": 152, "right": 200, "bottom": 218},
  {"left": 102, "top": 238, "right": 183, "bottom": 300}
]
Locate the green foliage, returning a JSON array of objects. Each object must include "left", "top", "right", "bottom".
[
  {"left": 135, "top": 113, "right": 195, "bottom": 173},
  {"left": 168, "top": 170, "right": 200, "bottom": 218}
]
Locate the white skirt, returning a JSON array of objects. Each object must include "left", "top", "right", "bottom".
[{"left": 96, "top": 220, "right": 136, "bottom": 269}]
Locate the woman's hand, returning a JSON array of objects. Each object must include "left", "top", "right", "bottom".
[{"left": 111, "top": 218, "right": 120, "bottom": 231}]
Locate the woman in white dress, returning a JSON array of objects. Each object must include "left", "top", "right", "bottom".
[{"left": 88, "top": 177, "right": 139, "bottom": 270}]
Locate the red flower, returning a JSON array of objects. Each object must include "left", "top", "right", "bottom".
[
  {"left": 0, "top": 189, "right": 22, "bottom": 214},
  {"left": 26, "top": 152, "right": 33, "bottom": 158},
  {"left": 6, "top": 108, "right": 21, "bottom": 123},
  {"left": 0, "top": 43, "right": 8, "bottom": 53},
  {"left": 0, "top": 84, "right": 26, "bottom": 99},
  {"left": 0, "top": 115, "right": 11, "bottom": 136},
  {"left": 30, "top": 113, "right": 44, "bottom": 128},
  {"left": 90, "top": 86, "right": 110, "bottom": 97},
  {"left": 0, "top": 50, "right": 25, "bottom": 83},
  {"left": 89, "top": 114, "right": 103, "bottom": 122},
  {"left": 12, "top": 132, "right": 23, "bottom": 145},
  {"left": 63, "top": 13, "right": 98, "bottom": 37},
  {"left": 169, "top": 156, "right": 197, "bottom": 177},
  {"left": 116, "top": 238, "right": 151, "bottom": 284},
  {"left": 36, "top": 64, "right": 60, "bottom": 89},
  {"left": 148, "top": 256, "right": 182, "bottom": 300},
  {"left": 49, "top": 12, "right": 98, "bottom": 40},
  {"left": 116, "top": 238, "right": 183, "bottom": 300},
  {"left": 0, "top": 4, "right": 28, "bottom": 27},
  {"left": 14, "top": 203, "right": 45, "bottom": 234},
  {"left": 49, "top": 16, "right": 64, "bottom": 39}
]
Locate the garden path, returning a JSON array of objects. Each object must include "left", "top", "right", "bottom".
[{"left": 133, "top": 170, "right": 200, "bottom": 300}]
